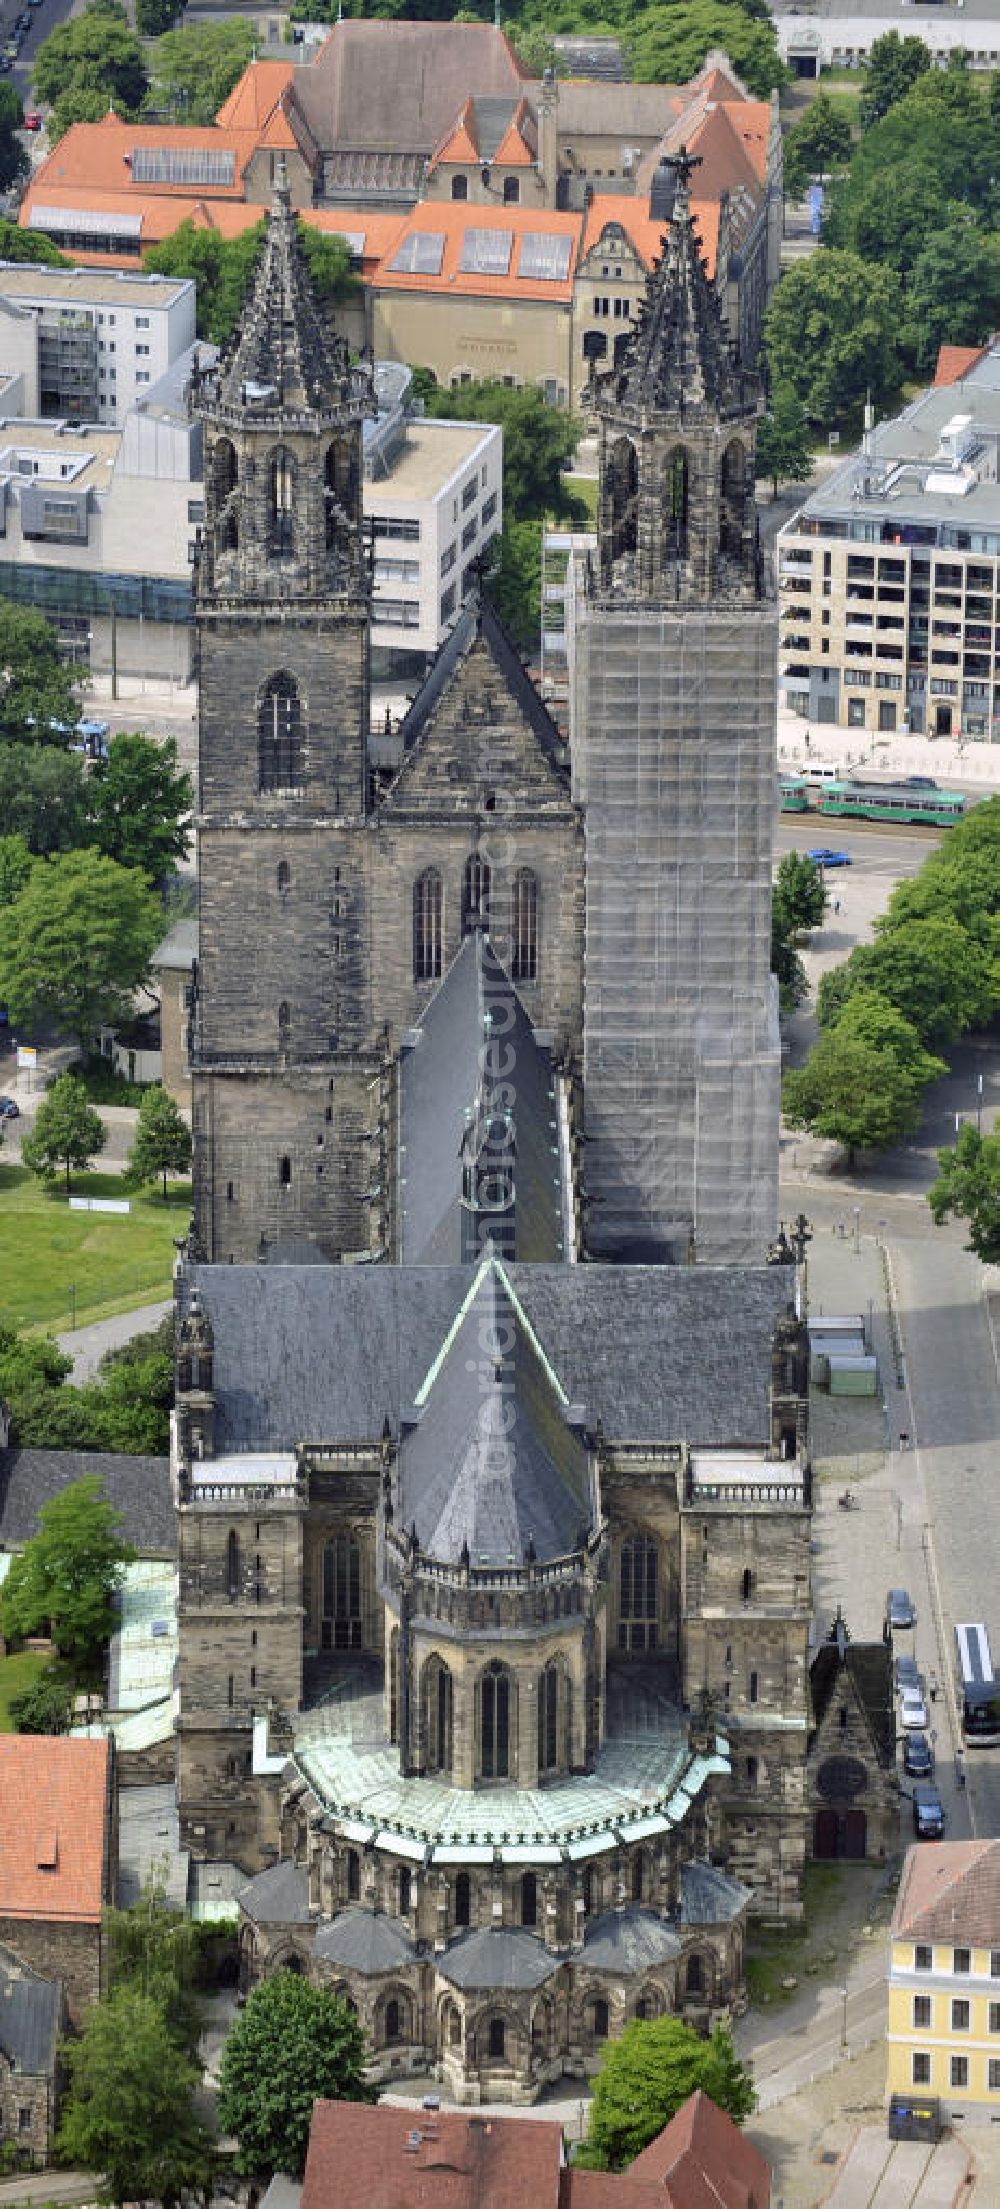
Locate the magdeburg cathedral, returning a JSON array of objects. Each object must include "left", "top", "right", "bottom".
[{"left": 171, "top": 156, "right": 813, "bottom": 2102}]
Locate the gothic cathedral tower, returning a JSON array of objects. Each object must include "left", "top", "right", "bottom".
[
  {"left": 573, "top": 154, "right": 780, "bottom": 1265},
  {"left": 189, "top": 171, "right": 377, "bottom": 1262}
]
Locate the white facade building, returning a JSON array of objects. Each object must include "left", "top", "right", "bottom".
[
  {"left": 366, "top": 378, "right": 502, "bottom": 663},
  {"left": 0, "top": 264, "right": 196, "bottom": 427}
]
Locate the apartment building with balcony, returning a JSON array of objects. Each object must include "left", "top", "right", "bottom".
[
  {"left": 0, "top": 265, "right": 195, "bottom": 428},
  {"left": 887, "top": 1840, "right": 1000, "bottom": 2126},
  {"left": 778, "top": 348, "right": 1000, "bottom": 743},
  {"left": 364, "top": 364, "right": 502, "bottom": 669}
]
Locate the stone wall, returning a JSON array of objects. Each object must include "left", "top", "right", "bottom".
[{"left": 0, "top": 1921, "right": 99, "bottom": 2028}]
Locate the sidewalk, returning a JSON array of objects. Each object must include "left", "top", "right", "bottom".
[{"left": 777, "top": 702, "right": 1000, "bottom": 791}]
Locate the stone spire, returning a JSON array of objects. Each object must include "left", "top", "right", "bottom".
[
  {"left": 213, "top": 159, "right": 355, "bottom": 418},
  {"left": 612, "top": 148, "right": 749, "bottom": 422}
]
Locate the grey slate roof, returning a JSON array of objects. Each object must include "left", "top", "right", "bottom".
[
  {"left": 395, "top": 598, "right": 566, "bottom": 781},
  {"left": 581, "top": 1906, "right": 681, "bottom": 1973},
  {"left": 239, "top": 1859, "right": 311, "bottom": 1928},
  {"left": 183, "top": 1262, "right": 790, "bottom": 1453},
  {"left": 314, "top": 1910, "right": 417, "bottom": 1974},
  {"left": 680, "top": 1860, "right": 751, "bottom": 1927},
  {"left": 437, "top": 1926, "right": 560, "bottom": 1990},
  {"left": 0, "top": 1964, "right": 62, "bottom": 2076},
  {"left": 0, "top": 1449, "right": 174, "bottom": 1555},
  {"left": 399, "top": 1262, "right": 591, "bottom": 1565},
  {"left": 400, "top": 932, "right": 565, "bottom": 1266}
]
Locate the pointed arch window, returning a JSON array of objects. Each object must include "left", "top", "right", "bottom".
[
  {"left": 455, "top": 1871, "right": 471, "bottom": 1928},
  {"left": 720, "top": 437, "right": 747, "bottom": 560},
  {"left": 510, "top": 869, "right": 538, "bottom": 982},
  {"left": 325, "top": 441, "right": 356, "bottom": 553},
  {"left": 462, "top": 854, "right": 491, "bottom": 936},
  {"left": 213, "top": 436, "right": 238, "bottom": 553},
  {"left": 413, "top": 869, "right": 443, "bottom": 981},
  {"left": 347, "top": 1848, "right": 360, "bottom": 1901},
  {"left": 227, "top": 1529, "right": 240, "bottom": 1601},
  {"left": 619, "top": 1533, "right": 658, "bottom": 1653},
  {"left": 258, "top": 673, "right": 305, "bottom": 795},
  {"left": 480, "top": 1660, "right": 512, "bottom": 1779},
  {"left": 269, "top": 445, "right": 295, "bottom": 557},
  {"left": 538, "top": 1659, "right": 564, "bottom": 1775},
  {"left": 399, "top": 1866, "right": 412, "bottom": 1916},
  {"left": 521, "top": 1870, "right": 537, "bottom": 1927},
  {"left": 607, "top": 435, "right": 638, "bottom": 565},
  {"left": 421, "top": 1655, "right": 453, "bottom": 1775},
  {"left": 665, "top": 447, "right": 689, "bottom": 559}
]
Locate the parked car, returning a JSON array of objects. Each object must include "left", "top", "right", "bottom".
[
  {"left": 887, "top": 1587, "right": 916, "bottom": 1630},
  {"left": 912, "top": 1784, "right": 945, "bottom": 1839},
  {"left": 905, "top": 776, "right": 938, "bottom": 789},
  {"left": 22, "top": 107, "right": 41, "bottom": 128},
  {"left": 904, "top": 1731, "right": 934, "bottom": 1778},
  {"left": 3, "top": 39, "right": 20, "bottom": 59},
  {"left": 895, "top": 1653, "right": 921, "bottom": 1693},
  {"left": 0, "top": 1094, "right": 19, "bottom": 1118},
  {"left": 900, "top": 1686, "right": 930, "bottom": 1731},
  {"left": 807, "top": 847, "right": 853, "bottom": 868}
]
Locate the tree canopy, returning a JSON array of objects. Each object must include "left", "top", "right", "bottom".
[
  {"left": 579, "top": 2019, "right": 755, "bottom": 2172},
  {"left": 57, "top": 1988, "right": 212, "bottom": 2209},
  {"left": 87, "top": 732, "right": 192, "bottom": 883},
  {"left": 21, "top": 1070, "right": 108, "bottom": 1191},
  {"left": 0, "top": 600, "right": 81, "bottom": 743},
  {"left": 929, "top": 1122, "right": 1000, "bottom": 1263},
  {"left": 0, "top": 832, "right": 33, "bottom": 908},
  {"left": 783, "top": 1005, "right": 944, "bottom": 1161},
  {"left": 817, "top": 914, "right": 996, "bottom": 1050},
  {"left": 0, "top": 1472, "right": 134, "bottom": 1673},
  {"left": 423, "top": 376, "right": 583, "bottom": 523},
  {"left": 146, "top": 18, "right": 255, "bottom": 126},
  {"left": 782, "top": 90, "right": 853, "bottom": 199},
  {"left": 217, "top": 1973, "right": 374, "bottom": 2178},
  {"left": 763, "top": 249, "right": 903, "bottom": 423},
  {"left": 125, "top": 1082, "right": 192, "bottom": 1199},
  {"left": 33, "top": 0, "right": 148, "bottom": 125},
  {"left": 774, "top": 850, "right": 827, "bottom": 937},
  {"left": 623, "top": 3, "right": 784, "bottom": 96},
  {"left": 0, "top": 848, "right": 162, "bottom": 1051},
  {"left": 859, "top": 30, "right": 933, "bottom": 130},
  {"left": 106, "top": 1878, "right": 205, "bottom": 2059},
  {"left": 755, "top": 385, "right": 813, "bottom": 501}
]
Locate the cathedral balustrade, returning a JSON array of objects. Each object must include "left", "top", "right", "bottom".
[
  {"left": 684, "top": 1475, "right": 809, "bottom": 1509},
  {"left": 380, "top": 1523, "right": 605, "bottom": 1632}
]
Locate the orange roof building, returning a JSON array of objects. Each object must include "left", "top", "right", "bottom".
[{"left": 0, "top": 1735, "right": 112, "bottom": 2023}]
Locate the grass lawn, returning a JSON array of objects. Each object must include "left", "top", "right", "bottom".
[
  {"left": 0, "top": 1164, "right": 190, "bottom": 1334},
  {"left": 0, "top": 1650, "right": 49, "bottom": 1731},
  {"left": 564, "top": 474, "right": 597, "bottom": 522}
]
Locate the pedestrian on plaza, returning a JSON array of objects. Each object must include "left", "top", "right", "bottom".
[{"left": 899, "top": 1430, "right": 910, "bottom": 1449}]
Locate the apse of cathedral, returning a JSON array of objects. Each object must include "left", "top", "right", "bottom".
[{"left": 173, "top": 158, "right": 813, "bottom": 2102}]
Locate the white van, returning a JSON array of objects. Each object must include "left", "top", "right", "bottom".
[{"left": 803, "top": 762, "right": 842, "bottom": 783}]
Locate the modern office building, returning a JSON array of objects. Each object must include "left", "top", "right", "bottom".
[
  {"left": 778, "top": 346, "right": 1000, "bottom": 742},
  {"left": 365, "top": 365, "right": 502, "bottom": 666},
  {"left": 887, "top": 1841, "right": 1000, "bottom": 2125},
  {"left": 0, "top": 265, "right": 195, "bottom": 427}
]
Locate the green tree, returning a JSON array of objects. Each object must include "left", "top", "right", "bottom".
[
  {"left": 33, "top": 1, "right": 148, "bottom": 118},
  {"left": 0, "top": 600, "right": 81, "bottom": 743},
  {"left": 0, "top": 218, "right": 65, "bottom": 267},
  {"left": 0, "top": 1473, "right": 134, "bottom": 1672},
  {"left": 90, "top": 1317, "right": 174, "bottom": 1455},
  {"left": 424, "top": 378, "right": 583, "bottom": 523},
  {"left": 491, "top": 518, "right": 542, "bottom": 650},
  {"left": 21, "top": 1071, "right": 108, "bottom": 1191},
  {"left": 771, "top": 908, "right": 807, "bottom": 1012},
  {"left": 146, "top": 18, "right": 254, "bottom": 125},
  {"left": 578, "top": 2018, "right": 755, "bottom": 2173},
  {"left": 0, "top": 744, "right": 89, "bottom": 854},
  {"left": 87, "top": 732, "right": 192, "bottom": 882},
  {"left": 783, "top": 90, "right": 852, "bottom": 199},
  {"left": 144, "top": 219, "right": 264, "bottom": 342},
  {"left": 57, "top": 1989, "right": 212, "bottom": 2209},
  {"left": 125, "top": 1082, "right": 192, "bottom": 1199},
  {"left": 833, "top": 989, "right": 947, "bottom": 1092},
  {"left": 782, "top": 1025, "right": 930, "bottom": 1162},
  {"left": 9, "top": 1664, "right": 73, "bottom": 1734},
  {"left": 0, "top": 1324, "right": 73, "bottom": 1445},
  {"left": 625, "top": 4, "right": 785, "bottom": 98},
  {"left": 136, "top": 0, "right": 178, "bottom": 34},
  {"left": 774, "top": 850, "right": 827, "bottom": 934},
  {"left": 817, "top": 915, "right": 996, "bottom": 1048},
  {"left": 0, "top": 831, "right": 33, "bottom": 906},
  {"left": 929, "top": 1122, "right": 1000, "bottom": 1262},
  {"left": 860, "top": 30, "right": 932, "bottom": 129},
  {"left": 0, "top": 848, "right": 161, "bottom": 1052},
  {"left": 299, "top": 227, "right": 358, "bottom": 312},
  {"left": 217, "top": 1974, "right": 374, "bottom": 2179},
  {"left": 763, "top": 250, "right": 903, "bottom": 422},
  {"left": 0, "top": 81, "right": 27, "bottom": 192},
  {"left": 902, "top": 218, "right": 1000, "bottom": 375},
  {"left": 755, "top": 384, "right": 812, "bottom": 499},
  {"left": 107, "top": 1878, "right": 204, "bottom": 2059}
]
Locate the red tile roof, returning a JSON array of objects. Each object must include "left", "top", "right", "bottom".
[
  {"left": 302, "top": 2104, "right": 565, "bottom": 2209},
  {"left": 214, "top": 58, "right": 294, "bottom": 133},
  {"left": 893, "top": 1839, "right": 1000, "bottom": 1947},
  {"left": 0, "top": 1736, "right": 109, "bottom": 1926},
  {"left": 374, "top": 200, "right": 581, "bottom": 302},
  {"left": 493, "top": 99, "right": 537, "bottom": 168},
  {"left": 935, "top": 341, "right": 991, "bottom": 386},
  {"left": 301, "top": 2099, "right": 769, "bottom": 2209},
  {"left": 581, "top": 193, "right": 719, "bottom": 280},
  {"left": 26, "top": 112, "right": 258, "bottom": 201}
]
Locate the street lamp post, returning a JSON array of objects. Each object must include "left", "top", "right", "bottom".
[
  {"left": 853, "top": 1205, "right": 860, "bottom": 1254},
  {"left": 841, "top": 1985, "right": 849, "bottom": 2052},
  {"left": 977, "top": 1074, "right": 984, "bottom": 1137}
]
